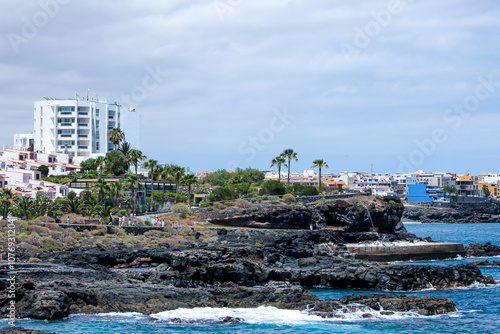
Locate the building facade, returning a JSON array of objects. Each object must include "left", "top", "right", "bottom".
[{"left": 14, "top": 96, "right": 141, "bottom": 161}]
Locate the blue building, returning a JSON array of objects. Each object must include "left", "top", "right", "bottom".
[{"left": 408, "top": 183, "right": 446, "bottom": 203}]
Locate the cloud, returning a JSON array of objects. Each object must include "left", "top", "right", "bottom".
[{"left": 0, "top": 0, "right": 499, "bottom": 174}]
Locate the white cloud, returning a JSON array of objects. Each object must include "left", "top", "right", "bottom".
[{"left": 0, "top": 0, "right": 499, "bottom": 173}]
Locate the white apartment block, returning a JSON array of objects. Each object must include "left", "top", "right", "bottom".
[{"left": 14, "top": 96, "right": 141, "bottom": 161}]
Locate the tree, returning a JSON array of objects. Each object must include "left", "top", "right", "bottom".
[
  {"left": 282, "top": 149, "right": 298, "bottom": 186},
  {"left": 118, "top": 142, "right": 133, "bottom": 170},
  {"left": 0, "top": 188, "right": 14, "bottom": 220},
  {"left": 108, "top": 127, "right": 125, "bottom": 150},
  {"left": 128, "top": 149, "right": 145, "bottom": 175},
  {"left": 209, "top": 187, "right": 237, "bottom": 202},
  {"left": 182, "top": 174, "right": 199, "bottom": 207},
  {"left": 125, "top": 174, "right": 141, "bottom": 206},
  {"left": 94, "top": 205, "right": 116, "bottom": 223},
  {"left": 109, "top": 181, "right": 124, "bottom": 207},
  {"left": 235, "top": 168, "right": 265, "bottom": 186},
  {"left": 270, "top": 156, "right": 286, "bottom": 183},
  {"left": 482, "top": 184, "right": 491, "bottom": 198},
  {"left": 65, "top": 195, "right": 84, "bottom": 214},
  {"left": 80, "top": 190, "right": 98, "bottom": 217},
  {"left": 143, "top": 159, "right": 158, "bottom": 202},
  {"left": 37, "top": 165, "right": 49, "bottom": 177},
  {"left": 169, "top": 164, "right": 185, "bottom": 202},
  {"left": 260, "top": 180, "right": 286, "bottom": 196},
  {"left": 80, "top": 158, "right": 97, "bottom": 172},
  {"left": 12, "top": 196, "right": 33, "bottom": 220},
  {"left": 158, "top": 165, "right": 172, "bottom": 204},
  {"left": 443, "top": 185, "right": 458, "bottom": 194},
  {"left": 95, "top": 156, "right": 105, "bottom": 176},
  {"left": 311, "top": 159, "right": 329, "bottom": 192},
  {"left": 203, "top": 170, "right": 232, "bottom": 187},
  {"left": 105, "top": 150, "right": 128, "bottom": 176},
  {"left": 92, "top": 178, "right": 109, "bottom": 204}
]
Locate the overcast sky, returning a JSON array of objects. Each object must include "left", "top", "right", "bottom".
[{"left": 1, "top": 0, "right": 499, "bottom": 174}]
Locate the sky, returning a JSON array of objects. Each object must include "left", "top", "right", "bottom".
[{"left": 1, "top": 0, "right": 499, "bottom": 175}]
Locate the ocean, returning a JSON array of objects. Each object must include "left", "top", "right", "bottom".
[{"left": 2, "top": 223, "right": 499, "bottom": 334}]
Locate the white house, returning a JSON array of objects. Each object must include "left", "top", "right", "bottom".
[{"left": 13, "top": 95, "right": 141, "bottom": 161}]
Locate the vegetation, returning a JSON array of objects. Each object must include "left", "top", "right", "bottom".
[
  {"left": 311, "top": 159, "right": 329, "bottom": 192},
  {"left": 282, "top": 148, "right": 298, "bottom": 186},
  {"left": 259, "top": 180, "right": 286, "bottom": 196},
  {"left": 108, "top": 127, "right": 125, "bottom": 150},
  {"left": 270, "top": 155, "right": 286, "bottom": 183}
]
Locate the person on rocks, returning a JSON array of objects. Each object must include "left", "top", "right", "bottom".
[{"left": 109, "top": 213, "right": 113, "bottom": 225}]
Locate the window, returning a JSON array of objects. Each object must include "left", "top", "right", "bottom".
[
  {"left": 58, "top": 107, "right": 75, "bottom": 112},
  {"left": 96, "top": 109, "right": 100, "bottom": 117}
]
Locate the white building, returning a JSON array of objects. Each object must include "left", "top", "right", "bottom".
[
  {"left": 14, "top": 95, "right": 141, "bottom": 162},
  {"left": 0, "top": 148, "right": 80, "bottom": 176}
]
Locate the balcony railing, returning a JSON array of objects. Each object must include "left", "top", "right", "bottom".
[{"left": 78, "top": 123, "right": 89, "bottom": 127}]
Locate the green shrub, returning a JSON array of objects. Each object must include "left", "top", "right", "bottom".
[
  {"left": 235, "top": 199, "right": 251, "bottom": 209},
  {"left": 110, "top": 226, "right": 126, "bottom": 236},
  {"left": 259, "top": 180, "right": 286, "bottom": 196},
  {"left": 269, "top": 196, "right": 280, "bottom": 203},
  {"left": 179, "top": 227, "right": 192, "bottom": 236},
  {"left": 180, "top": 212, "right": 187, "bottom": 219},
  {"left": 206, "top": 206, "right": 214, "bottom": 212},
  {"left": 282, "top": 194, "right": 296, "bottom": 204},
  {"left": 28, "top": 225, "right": 51, "bottom": 236},
  {"left": 193, "top": 224, "right": 207, "bottom": 232},
  {"left": 145, "top": 221, "right": 152, "bottom": 226},
  {"left": 41, "top": 237, "right": 65, "bottom": 252},
  {"left": 28, "top": 257, "right": 41, "bottom": 263},
  {"left": 172, "top": 203, "right": 189, "bottom": 214},
  {"left": 15, "top": 221, "right": 29, "bottom": 233},
  {"left": 91, "top": 229, "right": 105, "bottom": 236}
]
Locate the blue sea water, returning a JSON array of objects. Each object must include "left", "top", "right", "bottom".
[{"left": 2, "top": 223, "right": 499, "bottom": 334}]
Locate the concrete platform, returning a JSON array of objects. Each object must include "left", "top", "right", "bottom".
[{"left": 345, "top": 242, "right": 466, "bottom": 262}]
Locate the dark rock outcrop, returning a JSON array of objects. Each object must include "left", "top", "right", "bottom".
[
  {"left": 0, "top": 327, "right": 56, "bottom": 334},
  {"left": 204, "top": 196, "right": 406, "bottom": 235},
  {"left": 465, "top": 242, "right": 500, "bottom": 257},
  {"left": 403, "top": 202, "right": 500, "bottom": 223}
]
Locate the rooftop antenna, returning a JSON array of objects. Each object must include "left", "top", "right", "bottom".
[{"left": 86, "top": 89, "right": 90, "bottom": 101}]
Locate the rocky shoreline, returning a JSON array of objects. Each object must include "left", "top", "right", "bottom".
[
  {"left": 0, "top": 196, "right": 498, "bottom": 328},
  {"left": 403, "top": 202, "right": 500, "bottom": 223}
]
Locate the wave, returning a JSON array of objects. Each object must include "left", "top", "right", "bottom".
[{"left": 149, "top": 305, "right": 448, "bottom": 325}]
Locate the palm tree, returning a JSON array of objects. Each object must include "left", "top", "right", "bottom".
[
  {"left": 169, "top": 164, "right": 185, "bottom": 202},
  {"left": 65, "top": 196, "right": 84, "bottom": 214},
  {"left": 124, "top": 174, "right": 141, "bottom": 206},
  {"left": 270, "top": 155, "right": 286, "bottom": 183},
  {"left": 108, "top": 127, "right": 125, "bottom": 150},
  {"left": 109, "top": 181, "right": 124, "bottom": 207},
  {"left": 12, "top": 196, "right": 33, "bottom": 220},
  {"left": 282, "top": 148, "right": 298, "bottom": 186},
  {"left": 128, "top": 149, "right": 145, "bottom": 175},
  {"left": 143, "top": 159, "right": 158, "bottom": 201},
  {"left": 95, "top": 156, "right": 105, "bottom": 176},
  {"left": 0, "top": 188, "right": 14, "bottom": 220},
  {"left": 158, "top": 165, "right": 172, "bottom": 204},
  {"left": 182, "top": 174, "right": 199, "bottom": 207},
  {"left": 311, "top": 159, "right": 329, "bottom": 192},
  {"left": 95, "top": 205, "right": 116, "bottom": 224},
  {"left": 119, "top": 142, "right": 133, "bottom": 170},
  {"left": 92, "top": 178, "right": 109, "bottom": 204}
]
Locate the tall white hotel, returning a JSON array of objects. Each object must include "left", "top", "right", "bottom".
[{"left": 14, "top": 96, "right": 141, "bottom": 162}]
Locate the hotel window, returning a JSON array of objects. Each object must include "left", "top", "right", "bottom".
[{"left": 96, "top": 109, "right": 100, "bottom": 117}]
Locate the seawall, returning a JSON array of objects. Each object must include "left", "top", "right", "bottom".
[{"left": 345, "top": 242, "right": 465, "bottom": 261}]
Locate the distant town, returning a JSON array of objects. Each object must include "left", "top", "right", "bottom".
[{"left": 0, "top": 95, "right": 497, "bottom": 216}]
